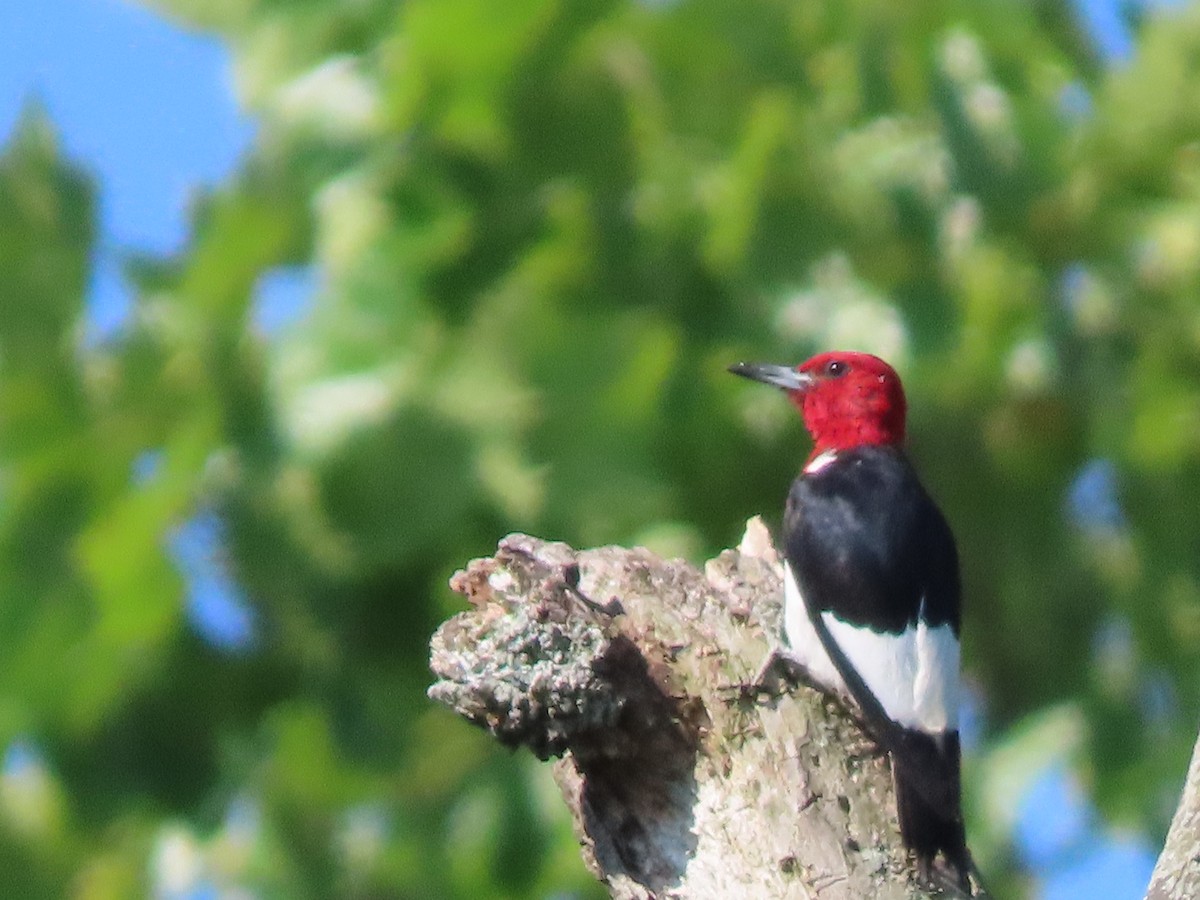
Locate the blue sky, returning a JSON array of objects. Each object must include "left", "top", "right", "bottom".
[
  {"left": 0, "top": 0, "right": 257, "bottom": 335},
  {"left": 0, "top": 0, "right": 1165, "bottom": 897}
]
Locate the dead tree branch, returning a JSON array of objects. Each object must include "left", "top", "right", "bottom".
[
  {"left": 428, "top": 519, "right": 973, "bottom": 899},
  {"left": 1147, "top": 729, "right": 1200, "bottom": 899}
]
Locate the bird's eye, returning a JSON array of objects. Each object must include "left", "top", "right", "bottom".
[{"left": 825, "top": 360, "right": 848, "bottom": 378}]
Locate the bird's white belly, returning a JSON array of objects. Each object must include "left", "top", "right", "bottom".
[{"left": 781, "top": 562, "right": 959, "bottom": 732}]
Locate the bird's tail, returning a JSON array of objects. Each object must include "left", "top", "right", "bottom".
[
  {"left": 892, "top": 730, "right": 970, "bottom": 889},
  {"left": 805, "top": 611, "right": 977, "bottom": 888}
]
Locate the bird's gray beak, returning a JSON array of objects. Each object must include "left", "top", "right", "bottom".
[{"left": 727, "top": 362, "right": 814, "bottom": 392}]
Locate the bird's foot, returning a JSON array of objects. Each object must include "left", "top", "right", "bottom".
[
  {"left": 717, "top": 647, "right": 812, "bottom": 701},
  {"left": 752, "top": 647, "right": 819, "bottom": 695}
]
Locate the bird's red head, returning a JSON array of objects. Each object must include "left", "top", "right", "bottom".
[{"left": 729, "top": 351, "right": 907, "bottom": 460}]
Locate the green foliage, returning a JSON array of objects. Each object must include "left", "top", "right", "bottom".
[{"left": 7, "top": 0, "right": 1200, "bottom": 895}]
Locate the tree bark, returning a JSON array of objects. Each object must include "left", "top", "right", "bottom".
[
  {"left": 1146, "top": 728, "right": 1200, "bottom": 899},
  {"left": 428, "top": 519, "right": 975, "bottom": 899}
]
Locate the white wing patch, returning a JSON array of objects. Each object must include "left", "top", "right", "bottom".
[
  {"left": 913, "top": 620, "right": 960, "bottom": 731},
  {"left": 782, "top": 562, "right": 960, "bottom": 732}
]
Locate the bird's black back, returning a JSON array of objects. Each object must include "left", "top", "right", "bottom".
[{"left": 783, "top": 445, "right": 961, "bottom": 635}]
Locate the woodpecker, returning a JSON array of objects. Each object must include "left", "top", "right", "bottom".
[{"left": 730, "top": 350, "right": 971, "bottom": 888}]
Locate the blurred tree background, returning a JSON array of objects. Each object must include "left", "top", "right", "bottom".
[{"left": 4, "top": 0, "right": 1200, "bottom": 896}]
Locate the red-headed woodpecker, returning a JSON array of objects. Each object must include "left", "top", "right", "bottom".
[{"left": 730, "top": 350, "right": 971, "bottom": 888}]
